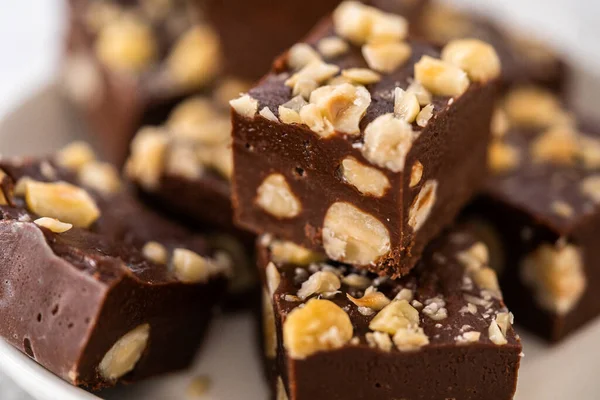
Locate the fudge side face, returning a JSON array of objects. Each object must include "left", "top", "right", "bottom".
[
  {"left": 467, "top": 87, "right": 600, "bottom": 341},
  {"left": 231, "top": 1, "right": 499, "bottom": 277},
  {"left": 0, "top": 154, "right": 231, "bottom": 389},
  {"left": 258, "top": 231, "right": 522, "bottom": 400}
]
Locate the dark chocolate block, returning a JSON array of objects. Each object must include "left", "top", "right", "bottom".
[
  {"left": 414, "top": 0, "right": 567, "bottom": 91},
  {"left": 63, "top": 0, "right": 231, "bottom": 165},
  {"left": 202, "top": 0, "right": 430, "bottom": 81},
  {"left": 231, "top": 1, "right": 499, "bottom": 277},
  {"left": 0, "top": 153, "right": 231, "bottom": 389},
  {"left": 258, "top": 230, "right": 522, "bottom": 400},
  {"left": 464, "top": 86, "right": 600, "bottom": 341}
]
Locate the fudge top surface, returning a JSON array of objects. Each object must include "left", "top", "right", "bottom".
[
  {"left": 261, "top": 229, "right": 521, "bottom": 358},
  {"left": 486, "top": 87, "right": 600, "bottom": 234},
  {"left": 0, "top": 151, "right": 231, "bottom": 285},
  {"left": 234, "top": 1, "right": 500, "bottom": 164},
  {"left": 70, "top": 0, "right": 222, "bottom": 98}
]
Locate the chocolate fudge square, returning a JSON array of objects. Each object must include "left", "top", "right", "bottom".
[
  {"left": 202, "top": 0, "right": 430, "bottom": 81},
  {"left": 231, "top": 1, "right": 500, "bottom": 277},
  {"left": 415, "top": 0, "right": 567, "bottom": 91},
  {"left": 258, "top": 230, "right": 522, "bottom": 400},
  {"left": 0, "top": 152, "right": 232, "bottom": 389},
  {"left": 465, "top": 86, "right": 600, "bottom": 341},
  {"left": 63, "top": 0, "right": 225, "bottom": 165}
]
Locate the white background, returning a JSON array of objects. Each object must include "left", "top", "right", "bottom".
[{"left": 0, "top": 0, "right": 599, "bottom": 399}]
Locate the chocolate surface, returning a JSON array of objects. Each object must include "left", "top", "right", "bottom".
[
  {"left": 232, "top": 15, "right": 495, "bottom": 277},
  {"left": 259, "top": 229, "right": 522, "bottom": 400},
  {"left": 0, "top": 157, "right": 229, "bottom": 388}
]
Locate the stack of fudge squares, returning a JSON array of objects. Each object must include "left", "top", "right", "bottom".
[
  {"left": 227, "top": 1, "right": 527, "bottom": 398},
  {"left": 2, "top": 0, "right": 599, "bottom": 398}
]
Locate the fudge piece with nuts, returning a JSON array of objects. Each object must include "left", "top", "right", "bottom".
[
  {"left": 63, "top": 0, "right": 227, "bottom": 165},
  {"left": 259, "top": 230, "right": 522, "bottom": 400},
  {"left": 231, "top": 1, "right": 500, "bottom": 278},
  {"left": 415, "top": 0, "right": 567, "bottom": 91},
  {"left": 0, "top": 154, "right": 230, "bottom": 388},
  {"left": 465, "top": 87, "right": 600, "bottom": 341},
  {"left": 202, "top": 0, "right": 430, "bottom": 82}
]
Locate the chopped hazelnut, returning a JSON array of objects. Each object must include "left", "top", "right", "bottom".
[
  {"left": 95, "top": 15, "right": 157, "bottom": 73},
  {"left": 488, "top": 140, "right": 520, "bottom": 174},
  {"left": 167, "top": 25, "right": 221, "bottom": 89},
  {"left": 0, "top": 169, "right": 8, "bottom": 205},
  {"left": 99, "top": 324, "right": 150, "bottom": 380},
  {"left": 491, "top": 108, "right": 510, "bottom": 138},
  {"left": 304, "top": 83, "right": 371, "bottom": 137},
  {"left": 362, "top": 42, "right": 412, "bottom": 73},
  {"left": 578, "top": 135, "right": 600, "bottom": 169},
  {"left": 25, "top": 180, "right": 100, "bottom": 228},
  {"left": 369, "top": 300, "right": 420, "bottom": 335},
  {"left": 279, "top": 106, "right": 302, "bottom": 125},
  {"left": 283, "top": 299, "right": 353, "bottom": 359},
  {"left": 33, "top": 217, "right": 73, "bottom": 233},
  {"left": 317, "top": 37, "right": 349, "bottom": 59},
  {"left": 415, "top": 55, "right": 470, "bottom": 97},
  {"left": 270, "top": 240, "right": 325, "bottom": 265},
  {"left": 495, "top": 312, "right": 514, "bottom": 336},
  {"left": 285, "top": 60, "right": 340, "bottom": 88},
  {"left": 297, "top": 271, "right": 341, "bottom": 300},
  {"left": 287, "top": 43, "right": 321, "bottom": 70},
  {"left": 342, "top": 273, "right": 372, "bottom": 290},
  {"left": 55, "top": 141, "right": 96, "bottom": 171},
  {"left": 263, "top": 289, "right": 277, "bottom": 359},
  {"left": 409, "top": 161, "right": 423, "bottom": 188},
  {"left": 78, "top": 161, "right": 122, "bottom": 195},
  {"left": 394, "top": 88, "right": 420, "bottom": 123},
  {"left": 531, "top": 126, "right": 578, "bottom": 165},
  {"left": 581, "top": 175, "right": 600, "bottom": 204},
  {"left": 551, "top": 201, "right": 574, "bottom": 218},
  {"left": 456, "top": 331, "right": 481, "bottom": 344},
  {"left": 259, "top": 107, "right": 279, "bottom": 122},
  {"left": 266, "top": 262, "right": 281, "bottom": 297},
  {"left": 422, "top": 298, "right": 448, "bottom": 321},
  {"left": 362, "top": 113, "right": 416, "bottom": 172},
  {"left": 347, "top": 288, "right": 391, "bottom": 311},
  {"left": 186, "top": 375, "right": 211, "bottom": 398},
  {"left": 341, "top": 68, "right": 381, "bottom": 85},
  {"left": 168, "top": 97, "right": 229, "bottom": 144},
  {"left": 172, "top": 248, "right": 211, "bottom": 283},
  {"left": 420, "top": 3, "right": 473, "bottom": 43},
  {"left": 416, "top": 104, "right": 434, "bottom": 128},
  {"left": 126, "top": 127, "right": 169, "bottom": 190},
  {"left": 322, "top": 202, "right": 390, "bottom": 265},
  {"left": 488, "top": 319, "right": 507, "bottom": 345},
  {"left": 521, "top": 243, "right": 585, "bottom": 315},
  {"left": 142, "top": 241, "right": 168, "bottom": 265},
  {"left": 406, "top": 81, "right": 432, "bottom": 106},
  {"left": 408, "top": 179, "right": 438, "bottom": 232},
  {"left": 395, "top": 288, "right": 414, "bottom": 302},
  {"left": 457, "top": 242, "right": 489, "bottom": 271},
  {"left": 166, "top": 144, "right": 202, "bottom": 180},
  {"left": 503, "top": 87, "right": 571, "bottom": 128},
  {"left": 230, "top": 94, "right": 259, "bottom": 118},
  {"left": 365, "top": 331, "right": 393, "bottom": 352},
  {"left": 292, "top": 79, "right": 318, "bottom": 100},
  {"left": 393, "top": 326, "right": 429, "bottom": 351},
  {"left": 256, "top": 174, "right": 302, "bottom": 219},
  {"left": 441, "top": 39, "right": 501, "bottom": 82},
  {"left": 333, "top": 1, "right": 408, "bottom": 45},
  {"left": 341, "top": 157, "right": 390, "bottom": 197}
]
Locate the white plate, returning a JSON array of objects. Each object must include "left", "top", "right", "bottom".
[{"left": 1, "top": 86, "right": 600, "bottom": 400}]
